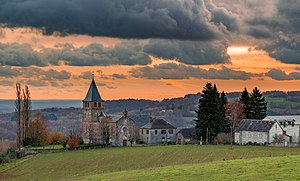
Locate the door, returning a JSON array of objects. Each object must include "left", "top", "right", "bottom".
[{"left": 123, "top": 139, "right": 127, "bottom": 146}]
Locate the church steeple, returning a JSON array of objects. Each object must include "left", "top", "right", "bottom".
[{"left": 83, "top": 74, "right": 104, "bottom": 102}]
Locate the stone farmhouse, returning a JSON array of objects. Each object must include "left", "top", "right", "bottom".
[
  {"left": 234, "top": 119, "right": 283, "bottom": 144},
  {"left": 140, "top": 118, "right": 177, "bottom": 144},
  {"left": 81, "top": 76, "right": 138, "bottom": 146},
  {"left": 264, "top": 115, "right": 300, "bottom": 143}
]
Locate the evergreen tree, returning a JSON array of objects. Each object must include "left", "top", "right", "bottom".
[
  {"left": 195, "top": 83, "right": 229, "bottom": 144},
  {"left": 248, "top": 87, "right": 268, "bottom": 119},
  {"left": 240, "top": 88, "right": 251, "bottom": 118},
  {"left": 240, "top": 87, "right": 267, "bottom": 119},
  {"left": 220, "top": 91, "right": 230, "bottom": 133}
]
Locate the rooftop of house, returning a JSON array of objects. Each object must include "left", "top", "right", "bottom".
[
  {"left": 141, "top": 118, "right": 176, "bottom": 129},
  {"left": 234, "top": 119, "right": 276, "bottom": 132},
  {"left": 83, "top": 77, "right": 104, "bottom": 102}
]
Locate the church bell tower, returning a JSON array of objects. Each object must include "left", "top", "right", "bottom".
[{"left": 82, "top": 74, "right": 105, "bottom": 143}]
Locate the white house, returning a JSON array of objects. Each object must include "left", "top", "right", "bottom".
[
  {"left": 140, "top": 118, "right": 177, "bottom": 144},
  {"left": 234, "top": 119, "right": 283, "bottom": 144},
  {"left": 264, "top": 115, "right": 300, "bottom": 143}
]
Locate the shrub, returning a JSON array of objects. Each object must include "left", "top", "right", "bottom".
[
  {"left": 213, "top": 133, "right": 232, "bottom": 145},
  {"left": 67, "top": 136, "right": 80, "bottom": 149}
]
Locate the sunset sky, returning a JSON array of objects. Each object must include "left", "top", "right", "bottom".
[{"left": 0, "top": 0, "right": 299, "bottom": 100}]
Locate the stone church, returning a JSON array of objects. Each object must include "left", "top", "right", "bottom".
[{"left": 81, "top": 76, "right": 138, "bottom": 146}]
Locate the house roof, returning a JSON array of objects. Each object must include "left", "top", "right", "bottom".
[
  {"left": 83, "top": 78, "right": 104, "bottom": 102},
  {"left": 178, "top": 127, "right": 196, "bottom": 138},
  {"left": 234, "top": 119, "right": 275, "bottom": 132},
  {"left": 141, "top": 118, "right": 176, "bottom": 129},
  {"left": 264, "top": 115, "right": 300, "bottom": 124}
]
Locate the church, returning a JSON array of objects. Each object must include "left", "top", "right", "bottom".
[{"left": 81, "top": 75, "right": 138, "bottom": 146}]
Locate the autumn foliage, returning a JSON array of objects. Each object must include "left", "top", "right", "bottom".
[
  {"left": 24, "top": 112, "right": 50, "bottom": 146},
  {"left": 67, "top": 136, "right": 80, "bottom": 148},
  {"left": 50, "top": 132, "right": 68, "bottom": 145}
]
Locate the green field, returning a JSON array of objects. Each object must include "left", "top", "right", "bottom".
[
  {"left": 85, "top": 155, "right": 300, "bottom": 181},
  {"left": 1, "top": 145, "right": 300, "bottom": 180}
]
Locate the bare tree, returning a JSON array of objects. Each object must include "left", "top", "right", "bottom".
[
  {"left": 22, "top": 85, "right": 31, "bottom": 141},
  {"left": 15, "top": 83, "right": 22, "bottom": 150},
  {"left": 99, "top": 121, "right": 110, "bottom": 146},
  {"left": 127, "top": 123, "right": 138, "bottom": 147},
  {"left": 226, "top": 100, "right": 246, "bottom": 148},
  {"left": 87, "top": 124, "right": 95, "bottom": 145}
]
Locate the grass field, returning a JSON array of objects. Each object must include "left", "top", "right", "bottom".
[
  {"left": 1, "top": 145, "right": 300, "bottom": 180},
  {"left": 84, "top": 155, "right": 300, "bottom": 181}
]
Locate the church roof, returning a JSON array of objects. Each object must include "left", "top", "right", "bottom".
[
  {"left": 141, "top": 118, "right": 176, "bottom": 129},
  {"left": 83, "top": 78, "right": 104, "bottom": 102}
]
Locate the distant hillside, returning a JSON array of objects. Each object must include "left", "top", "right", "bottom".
[{"left": 1, "top": 91, "right": 300, "bottom": 141}]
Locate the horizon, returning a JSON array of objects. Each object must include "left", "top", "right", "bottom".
[{"left": 0, "top": 0, "right": 299, "bottom": 100}]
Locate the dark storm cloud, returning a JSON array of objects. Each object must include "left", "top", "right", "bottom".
[
  {"left": 130, "top": 63, "right": 253, "bottom": 80},
  {"left": 0, "top": 42, "right": 151, "bottom": 67},
  {"left": 247, "top": 27, "right": 272, "bottom": 39},
  {"left": 0, "top": 43, "right": 47, "bottom": 67},
  {"left": 243, "top": 0, "right": 300, "bottom": 64},
  {"left": 19, "top": 67, "right": 71, "bottom": 81},
  {"left": 265, "top": 69, "right": 300, "bottom": 80},
  {"left": 44, "top": 42, "right": 151, "bottom": 66},
  {"left": 144, "top": 39, "right": 229, "bottom": 65},
  {"left": 264, "top": 36, "right": 300, "bottom": 64},
  {"left": 0, "top": 0, "right": 239, "bottom": 40}
]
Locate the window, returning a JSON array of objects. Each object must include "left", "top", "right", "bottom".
[
  {"left": 161, "top": 130, "right": 166, "bottom": 134},
  {"left": 98, "top": 102, "right": 101, "bottom": 108},
  {"left": 85, "top": 102, "right": 89, "bottom": 107},
  {"left": 141, "top": 129, "right": 144, "bottom": 134},
  {"left": 169, "top": 130, "right": 174, "bottom": 134},
  {"left": 155, "top": 130, "right": 158, "bottom": 135},
  {"left": 94, "top": 102, "right": 97, "bottom": 107},
  {"left": 146, "top": 130, "right": 149, "bottom": 134}
]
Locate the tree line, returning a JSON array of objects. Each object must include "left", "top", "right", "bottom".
[{"left": 195, "top": 82, "right": 267, "bottom": 144}]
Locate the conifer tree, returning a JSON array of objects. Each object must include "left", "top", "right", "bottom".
[
  {"left": 240, "top": 87, "right": 267, "bottom": 119},
  {"left": 239, "top": 88, "right": 250, "bottom": 118},
  {"left": 195, "top": 83, "right": 229, "bottom": 144},
  {"left": 249, "top": 87, "right": 268, "bottom": 119}
]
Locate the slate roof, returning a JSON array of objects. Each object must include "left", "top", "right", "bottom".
[
  {"left": 83, "top": 78, "right": 104, "bottom": 102},
  {"left": 178, "top": 127, "right": 196, "bottom": 138},
  {"left": 141, "top": 118, "right": 176, "bottom": 129},
  {"left": 234, "top": 119, "right": 275, "bottom": 132}
]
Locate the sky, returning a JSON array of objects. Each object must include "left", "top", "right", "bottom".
[{"left": 0, "top": 0, "right": 299, "bottom": 100}]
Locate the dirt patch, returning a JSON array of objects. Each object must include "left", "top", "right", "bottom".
[{"left": 0, "top": 172, "right": 14, "bottom": 180}]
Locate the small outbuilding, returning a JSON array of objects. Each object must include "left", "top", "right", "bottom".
[
  {"left": 176, "top": 127, "right": 196, "bottom": 145},
  {"left": 234, "top": 119, "right": 283, "bottom": 145}
]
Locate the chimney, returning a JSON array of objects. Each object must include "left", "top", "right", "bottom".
[{"left": 149, "top": 117, "right": 153, "bottom": 123}]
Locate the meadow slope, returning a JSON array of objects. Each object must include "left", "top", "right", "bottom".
[
  {"left": 1, "top": 145, "right": 300, "bottom": 181},
  {"left": 83, "top": 155, "right": 300, "bottom": 181}
]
